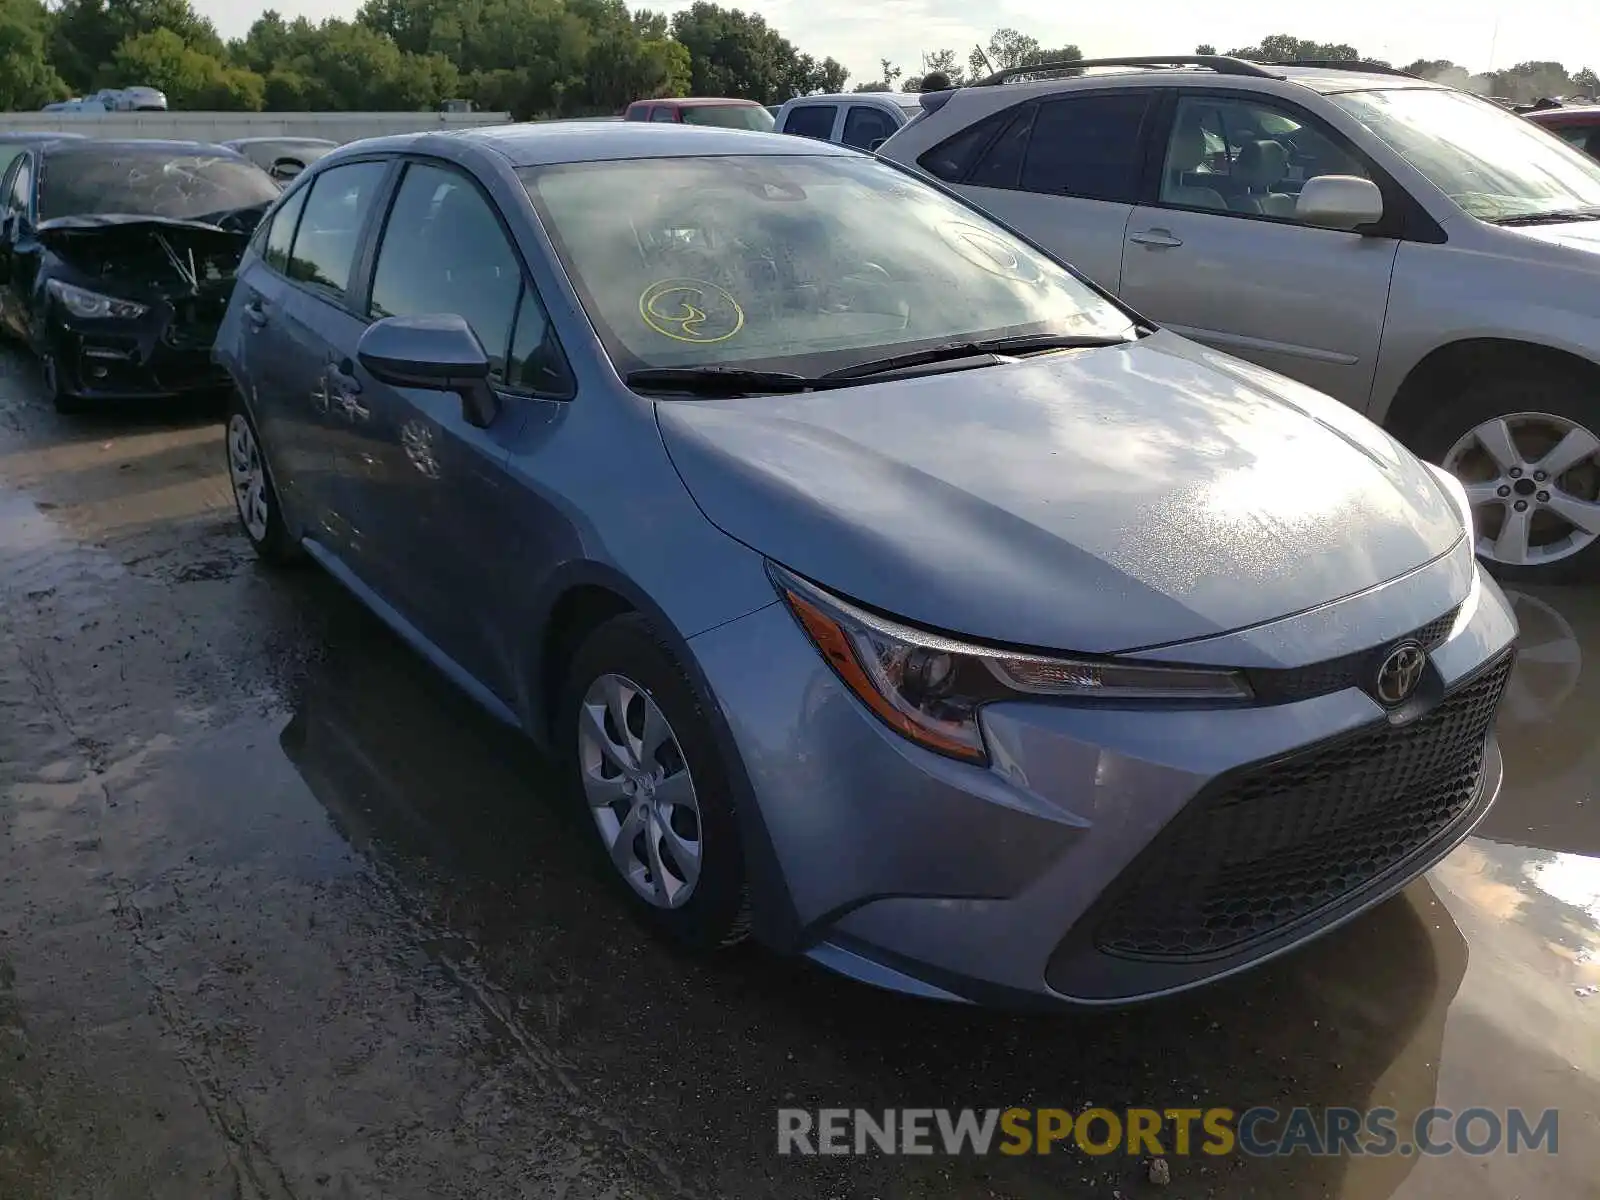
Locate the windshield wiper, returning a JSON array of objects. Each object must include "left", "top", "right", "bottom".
[
  {"left": 1493, "top": 207, "right": 1600, "bottom": 226},
  {"left": 625, "top": 366, "right": 818, "bottom": 395},
  {"left": 818, "top": 332, "right": 1138, "bottom": 382}
]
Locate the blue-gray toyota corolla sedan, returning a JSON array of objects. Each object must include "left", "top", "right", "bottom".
[{"left": 216, "top": 123, "right": 1517, "bottom": 1007}]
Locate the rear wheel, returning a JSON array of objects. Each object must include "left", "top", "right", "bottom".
[
  {"left": 225, "top": 392, "right": 301, "bottom": 565},
  {"left": 1415, "top": 372, "right": 1600, "bottom": 583}
]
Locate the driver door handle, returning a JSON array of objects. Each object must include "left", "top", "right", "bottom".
[
  {"left": 1129, "top": 229, "right": 1184, "bottom": 248},
  {"left": 243, "top": 297, "right": 267, "bottom": 328}
]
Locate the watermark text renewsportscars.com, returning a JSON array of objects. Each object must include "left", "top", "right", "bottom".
[{"left": 776, "top": 1106, "right": 1559, "bottom": 1158}]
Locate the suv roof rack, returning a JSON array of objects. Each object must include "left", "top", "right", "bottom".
[
  {"left": 971, "top": 55, "right": 1279, "bottom": 86},
  {"left": 1267, "top": 58, "right": 1417, "bottom": 78}
]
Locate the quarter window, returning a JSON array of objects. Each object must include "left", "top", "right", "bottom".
[
  {"left": 287, "top": 160, "right": 387, "bottom": 299},
  {"left": 917, "top": 108, "right": 1015, "bottom": 182},
  {"left": 783, "top": 104, "right": 837, "bottom": 140},
  {"left": 968, "top": 105, "right": 1036, "bottom": 189},
  {"left": 369, "top": 161, "right": 525, "bottom": 384},
  {"left": 507, "top": 285, "right": 575, "bottom": 397},
  {"left": 1019, "top": 91, "right": 1151, "bottom": 202}
]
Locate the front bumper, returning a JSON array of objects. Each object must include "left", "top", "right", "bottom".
[
  {"left": 44, "top": 304, "right": 228, "bottom": 399},
  {"left": 687, "top": 555, "right": 1517, "bottom": 1008}
]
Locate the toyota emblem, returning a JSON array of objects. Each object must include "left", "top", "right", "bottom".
[{"left": 1374, "top": 642, "right": 1428, "bottom": 706}]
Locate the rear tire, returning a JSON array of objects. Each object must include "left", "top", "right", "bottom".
[
  {"left": 557, "top": 613, "right": 751, "bottom": 951},
  {"left": 1413, "top": 370, "right": 1600, "bottom": 584},
  {"left": 225, "top": 390, "right": 301, "bottom": 566}
]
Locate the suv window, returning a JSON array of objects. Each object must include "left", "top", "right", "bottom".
[
  {"left": 969, "top": 105, "right": 1036, "bottom": 189},
  {"left": 1160, "top": 94, "right": 1372, "bottom": 220},
  {"left": 1019, "top": 91, "right": 1151, "bottom": 202},
  {"left": 370, "top": 162, "right": 524, "bottom": 381},
  {"left": 650, "top": 106, "right": 676, "bottom": 123},
  {"left": 917, "top": 108, "right": 1015, "bottom": 182},
  {"left": 288, "top": 160, "right": 387, "bottom": 299},
  {"left": 842, "top": 105, "right": 898, "bottom": 149},
  {"left": 784, "top": 104, "right": 836, "bottom": 140},
  {"left": 262, "top": 184, "right": 308, "bottom": 274}
]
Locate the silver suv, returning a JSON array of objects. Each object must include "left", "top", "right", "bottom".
[{"left": 879, "top": 55, "right": 1600, "bottom": 582}]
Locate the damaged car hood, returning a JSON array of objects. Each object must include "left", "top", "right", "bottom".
[{"left": 36, "top": 212, "right": 253, "bottom": 300}]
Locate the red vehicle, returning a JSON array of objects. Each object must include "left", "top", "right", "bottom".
[
  {"left": 622, "top": 96, "right": 775, "bottom": 131},
  {"left": 1525, "top": 104, "right": 1600, "bottom": 159}
]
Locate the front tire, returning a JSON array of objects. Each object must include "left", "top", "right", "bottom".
[
  {"left": 225, "top": 391, "right": 301, "bottom": 565},
  {"left": 1415, "top": 370, "right": 1600, "bottom": 584},
  {"left": 558, "top": 613, "right": 751, "bottom": 950}
]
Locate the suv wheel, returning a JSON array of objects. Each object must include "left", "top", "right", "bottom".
[
  {"left": 1417, "top": 372, "right": 1600, "bottom": 583},
  {"left": 558, "top": 613, "right": 750, "bottom": 950}
]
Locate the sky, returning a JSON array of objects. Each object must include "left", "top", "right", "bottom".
[{"left": 192, "top": 0, "right": 1600, "bottom": 85}]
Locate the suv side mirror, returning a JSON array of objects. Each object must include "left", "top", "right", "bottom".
[
  {"left": 1296, "top": 175, "right": 1385, "bottom": 232},
  {"left": 357, "top": 314, "right": 499, "bottom": 428},
  {"left": 868, "top": 137, "right": 888, "bottom": 152}
]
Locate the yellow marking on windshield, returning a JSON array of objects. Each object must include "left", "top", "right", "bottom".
[{"left": 639, "top": 278, "right": 745, "bottom": 343}]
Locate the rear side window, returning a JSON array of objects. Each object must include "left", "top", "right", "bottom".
[
  {"left": 842, "top": 105, "right": 898, "bottom": 149},
  {"left": 968, "top": 106, "right": 1036, "bottom": 189},
  {"left": 784, "top": 104, "right": 837, "bottom": 140},
  {"left": 650, "top": 106, "right": 676, "bottom": 123},
  {"left": 262, "top": 184, "right": 308, "bottom": 275},
  {"left": 288, "top": 160, "right": 387, "bottom": 300},
  {"left": 624, "top": 103, "right": 649, "bottom": 121},
  {"left": 1019, "top": 91, "right": 1152, "bottom": 202},
  {"left": 917, "top": 107, "right": 1015, "bottom": 182}
]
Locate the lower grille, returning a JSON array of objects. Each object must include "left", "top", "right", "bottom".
[{"left": 1094, "top": 652, "right": 1513, "bottom": 962}]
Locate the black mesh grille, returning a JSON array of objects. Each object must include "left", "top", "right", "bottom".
[
  {"left": 1094, "top": 652, "right": 1512, "bottom": 962},
  {"left": 1246, "top": 605, "right": 1460, "bottom": 705}
]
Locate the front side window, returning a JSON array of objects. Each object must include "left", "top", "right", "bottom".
[
  {"left": 262, "top": 184, "right": 308, "bottom": 274},
  {"left": 370, "top": 162, "right": 524, "bottom": 379},
  {"left": 36, "top": 150, "right": 279, "bottom": 222},
  {"left": 1334, "top": 87, "right": 1600, "bottom": 223},
  {"left": 1019, "top": 91, "right": 1151, "bottom": 202},
  {"left": 8, "top": 156, "right": 32, "bottom": 216},
  {"left": 1159, "top": 94, "right": 1371, "bottom": 220},
  {"left": 841, "top": 106, "right": 898, "bottom": 149},
  {"left": 783, "top": 105, "right": 837, "bottom": 140},
  {"left": 521, "top": 153, "right": 1134, "bottom": 378},
  {"left": 682, "top": 104, "right": 775, "bottom": 131},
  {"left": 287, "top": 160, "right": 387, "bottom": 299}
]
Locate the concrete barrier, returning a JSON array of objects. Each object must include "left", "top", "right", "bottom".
[{"left": 0, "top": 110, "right": 514, "bottom": 144}]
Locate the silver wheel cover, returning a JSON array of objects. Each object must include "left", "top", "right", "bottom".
[
  {"left": 577, "top": 673, "right": 703, "bottom": 909},
  {"left": 226, "top": 413, "right": 270, "bottom": 544}
]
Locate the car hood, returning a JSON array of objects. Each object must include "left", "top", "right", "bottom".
[
  {"left": 656, "top": 331, "right": 1464, "bottom": 654},
  {"left": 35, "top": 213, "right": 252, "bottom": 302},
  {"left": 1504, "top": 219, "right": 1600, "bottom": 256}
]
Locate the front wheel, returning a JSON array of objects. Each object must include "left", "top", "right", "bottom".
[
  {"left": 1415, "top": 372, "right": 1600, "bottom": 584},
  {"left": 558, "top": 613, "right": 750, "bottom": 950}
]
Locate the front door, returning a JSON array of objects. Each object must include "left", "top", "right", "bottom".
[
  {"left": 0, "top": 152, "right": 38, "bottom": 340},
  {"left": 350, "top": 158, "right": 577, "bottom": 704},
  {"left": 1119, "top": 91, "right": 1398, "bottom": 407}
]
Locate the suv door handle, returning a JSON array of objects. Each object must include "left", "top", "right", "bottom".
[{"left": 1129, "top": 229, "right": 1184, "bottom": 248}]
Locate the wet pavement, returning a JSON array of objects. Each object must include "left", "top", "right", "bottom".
[{"left": 0, "top": 346, "right": 1596, "bottom": 1199}]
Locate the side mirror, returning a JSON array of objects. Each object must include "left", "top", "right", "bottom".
[
  {"left": 269, "top": 157, "right": 304, "bottom": 182},
  {"left": 1296, "top": 175, "right": 1385, "bottom": 232},
  {"left": 357, "top": 314, "right": 499, "bottom": 428},
  {"left": 868, "top": 137, "right": 888, "bottom": 152}
]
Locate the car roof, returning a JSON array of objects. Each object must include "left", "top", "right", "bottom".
[
  {"left": 639, "top": 97, "right": 761, "bottom": 108},
  {"left": 42, "top": 138, "right": 244, "bottom": 157},
  {"left": 1527, "top": 104, "right": 1600, "bottom": 123},
  {"left": 955, "top": 61, "right": 1445, "bottom": 99},
  {"left": 337, "top": 123, "right": 858, "bottom": 168},
  {"left": 0, "top": 131, "right": 89, "bottom": 141},
  {"left": 789, "top": 92, "right": 922, "bottom": 108},
  {"left": 225, "top": 136, "right": 338, "bottom": 147}
]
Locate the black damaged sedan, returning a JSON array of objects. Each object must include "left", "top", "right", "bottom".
[{"left": 0, "top": 139, "right": 280, "bottom": 412}]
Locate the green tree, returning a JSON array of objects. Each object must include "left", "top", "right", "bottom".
[
  {"left": 1574, "top": 67, "right": 1599, "bottom": 98},
  {"left": 52, "top": 0, "right": 223, "bottom": 91},
  {"left": 1226, "top": 34, "right": 1368, "bottom": 64},
  {"left": 669, "top": 2, "right": 824, "bottom": 104},
  {"left": 1196, "top": 43, "right": 1217, "bottom": 56},
  {"left": 0, "top": 0, "right": 68, "bottom": 108},
  {"left": 111, "top": 26, "right": 262, "bottom": 110},
  {"left": 913, "top": 48, "right": 964, "bottom": 89}
]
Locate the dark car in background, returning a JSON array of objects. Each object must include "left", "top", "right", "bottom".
[
  {"left": 622, "top": 97, "right": 775, "bottom": 130},
  {"left": 1525, "top": 104, "right": 1600, "bottom": 160},
  {"left": 223, "top": 136, "right": 339, "bottom": 182},
  {"left": 0, "top": 138, "right": 282, "bottom": 411}
]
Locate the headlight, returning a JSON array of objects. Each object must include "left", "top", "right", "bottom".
[
  {"left": 1425, "top": 461, "right": 1476, "bottom": 539},
  {"left": 768, "top": 563, "right": 1252, "bottom": 765},
  {"left": 47, "top": 280, "right": 147, "bottom": 320}
]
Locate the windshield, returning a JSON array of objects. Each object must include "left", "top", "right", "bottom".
[
  {"left": 38, "top": 151, "right": 281, "bottom": 222},
  {"left": 521, "top": 154, "right": 1133, "bottom": 378},
  {"left": 1333, "top": 87, "right": 1600, "bottom": 222},
  {"left": 680, "top": 105, "right": 775, "bottom": 131}
]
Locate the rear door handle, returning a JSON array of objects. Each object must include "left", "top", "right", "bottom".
[{"left": 1129, "top": 229, "right": 1184, "bottom": 248}]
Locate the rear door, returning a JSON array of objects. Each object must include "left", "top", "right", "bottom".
[
  {"left": 270, "top": 158, "right": 395, "bottom": 569},
  {"left": 930, "top": 89, "right": 1155, "bottom": 292},
  {"left": 841, "top": 103, "right": 900, "bottom": 150},
  {"left": 1119, "top": 90, "right": 1398, "bottom": 406},
  {"left": 352, "top": 157, "right": 576, "bottom": 703}
]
